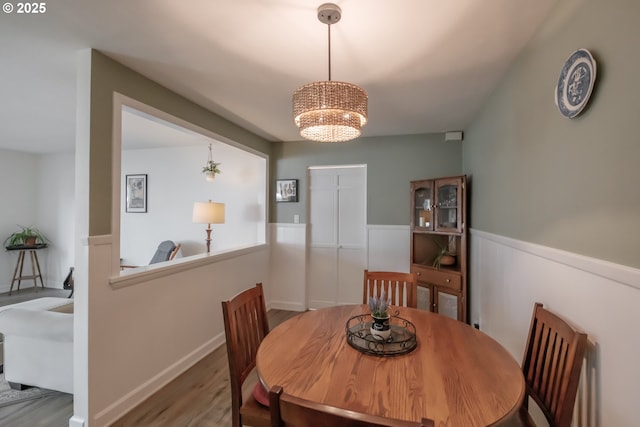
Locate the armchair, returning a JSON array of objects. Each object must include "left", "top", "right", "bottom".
[
  {"left": 121, "top": 240, "right": 181, "bottom": 269},
  {"left": 0, "top": 305, "right": 73, "bottom": 394}
]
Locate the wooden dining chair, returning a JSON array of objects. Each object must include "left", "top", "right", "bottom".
[
  {"left": 363, "top": 270, "right": 418, "bottom": 308},
  {"left": 513, "top": 302, "right": 588, "bottom": 427},
  {"left": 222, "top": 283, "right": 271, "bottom": 427},
  {"left": 269, "top": 385, "right": 434, "bottom": 427}
]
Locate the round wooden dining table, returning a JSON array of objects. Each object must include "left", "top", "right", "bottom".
[{"left": 256, "top": 304, "right": 525, "bottom": 427}]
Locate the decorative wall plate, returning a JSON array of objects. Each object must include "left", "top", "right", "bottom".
[{"left": 555, "top": 48, "right": 596, "bottom": 118}]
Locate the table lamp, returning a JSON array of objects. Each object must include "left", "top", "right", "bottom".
[{"left": 192, "top": 200, "right": 225, "bottom": 253}]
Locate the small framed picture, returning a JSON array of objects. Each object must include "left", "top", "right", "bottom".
[
  {"left": 126, "top": 174, "right": 147, "bottom": 213},
  {"left": 276, "top": 179, "right": 298, "bottom": 203}
]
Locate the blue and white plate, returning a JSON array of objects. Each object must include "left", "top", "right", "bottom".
[{"left": 555, "top": 49, "right": 596, "bottom": 118}]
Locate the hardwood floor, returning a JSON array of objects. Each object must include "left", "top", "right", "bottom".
[
  {"left": 0, "top": 301, "right": 299, "bottom": 427},
  {"left": 112, "top": 309, "right": 299, "bottom": 426},
  {"left": 0, "top": 390, "right": 74, "bottom": 427}
]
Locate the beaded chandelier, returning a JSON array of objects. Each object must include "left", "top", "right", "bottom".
[{"left": 293, "top": 3, "right": 368, "bottom": 143}]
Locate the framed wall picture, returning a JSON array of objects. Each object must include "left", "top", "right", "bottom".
[
  {"left": 276, "top": 179, "right": 298, "bottom": 203},
  {"left": 126, "top": 174, "right": 147, "bottom": 212}
]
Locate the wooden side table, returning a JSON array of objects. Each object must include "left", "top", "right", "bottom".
[{"left": 6, "top": 244, "right": 47, "bottom": 295}]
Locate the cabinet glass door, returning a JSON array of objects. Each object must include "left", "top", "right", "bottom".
[
  {"left": 436, "top": 290, "right": 459, "bottom": 320},
  {"left": 435, "top": 179, "right": 461, "bottom": 232},
  {"left": 417, "top": 285, "right": 431, "bottom": 311},
  {"left": 413, "top": 183, "right": 433, "bottom": 230}
]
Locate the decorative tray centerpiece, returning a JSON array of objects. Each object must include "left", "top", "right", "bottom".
[{"left": 345, "top": 313, "right": 417, "bottom": 356}]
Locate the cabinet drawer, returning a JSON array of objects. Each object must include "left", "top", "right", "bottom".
[{"left": 412, "top": 266, "right": 461, "bottom": 291}]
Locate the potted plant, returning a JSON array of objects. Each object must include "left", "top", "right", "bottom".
[
  {"left": 368, "top": 289, "right": 392, "bottom": 341},
  {"left": 433, "top": 235, "right": 456, "bottom": 270},
  {"left": 201, "top": 143, "right": 222, "bottom": 181},
  {"left": 4, "top": 225, "right": 49, "bottom": 248},
  {"left": 202, "top": 159, "right": 222, "bottom": 181}
]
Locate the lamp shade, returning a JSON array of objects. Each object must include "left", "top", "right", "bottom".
[
  {"left": 192, "top": 201, "right": 225, "bottom": 224},
  {"left": 293, "top": 81, "right": 368, "bottom": 142}
]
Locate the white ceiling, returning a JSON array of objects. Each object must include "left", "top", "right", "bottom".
[
  {"left": 121, "top": 106, "right": 210, "bottom": 151},
  {"left": 0, "top": 0, "right": 559, "bottom": 154}
]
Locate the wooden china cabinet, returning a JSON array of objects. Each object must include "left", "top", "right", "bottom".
[{"left": 410, "top": 175, "right": 467, "bottom": 322}]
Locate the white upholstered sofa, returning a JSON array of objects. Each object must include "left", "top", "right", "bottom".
[{"left": 0, "top": 297, "right": 73, "bottom": 394}]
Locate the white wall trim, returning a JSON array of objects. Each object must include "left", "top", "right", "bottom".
[
  {"left": 83, "top": 234, "right": 112, "bottom": 246},
  {"left": 271, "top": 223, "right": 306, "bottom": 229},
  {"left": 110, "top": 244, "right": 267, "bottom": 289},
  {"left": 268, "top": 300, "right": 307, "bottom": 311},
  {"left": 68, "top": 416, "right": 86, "bottom": 427},
  {"left": 470, "top": 228, "right": 640, "bottom": 291}
]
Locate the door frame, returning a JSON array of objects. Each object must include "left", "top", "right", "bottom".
[{"left": 305, "top": 164, "right": 367, "bottom": 309}]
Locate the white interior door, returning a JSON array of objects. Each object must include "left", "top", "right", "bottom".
[{"left": 308, "top": 166, "right": 366, "bottom": 308}]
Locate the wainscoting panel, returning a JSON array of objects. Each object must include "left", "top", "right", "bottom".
[
  {"left": 269, "top": 223, "right": 307, "bottom": 311},
  {"left": 268, "top": 224, "right": 410, "bottom": 311},
  {"left": 470, "top": 229, "right": 640, "bottom": 427}
]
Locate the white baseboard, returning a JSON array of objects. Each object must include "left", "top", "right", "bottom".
[
  {"left": 269, "top": 300, "right": 306, "bottom": 312},
  {"left": 68, "top": 416, "right": 86, "bottom": 427}
]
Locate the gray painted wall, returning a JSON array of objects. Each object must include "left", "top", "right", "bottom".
[
  {"left": 271, "top": 134, "right": 462, "bottom": 225},
  {"left": 463, "top": 0, "right": 640, "bottom": 268}
]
